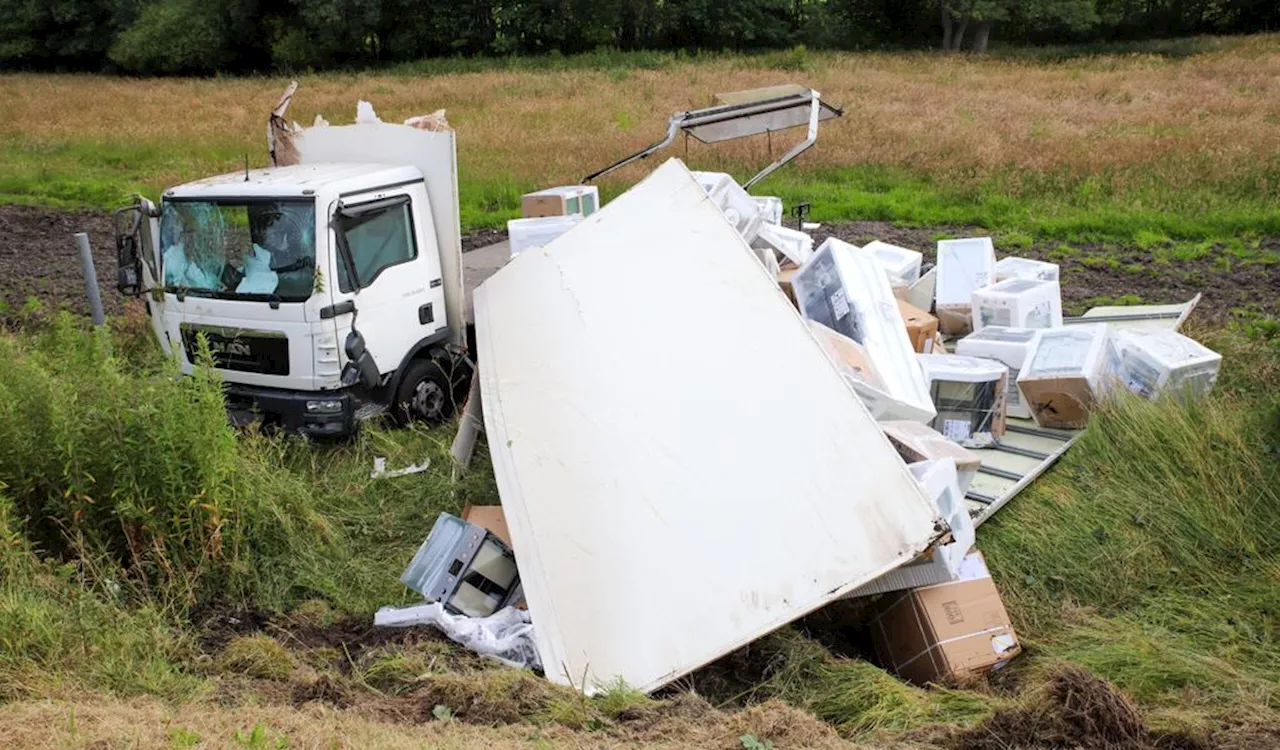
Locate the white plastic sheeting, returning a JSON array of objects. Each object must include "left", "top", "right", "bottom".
[
  {"left": 474, "top": 158, "right": 941, "bottom": 694},
  {"left": 374, "top": 603, "right": 540, "bottom": 670}
]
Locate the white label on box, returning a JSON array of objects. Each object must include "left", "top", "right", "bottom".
[
  {"left": 991, "top": 633, "right": 1018, "bottom": 655},
  {"left": 830, "top": 289, "right": 850, "bottom": 319},
  {"left": 942, "top": 419, "right": 972, "bottom": 441}
]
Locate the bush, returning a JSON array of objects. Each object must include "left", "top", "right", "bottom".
[
  {"left": 108, "top": 0, "right": 235, "bottom": 74},
  {"left": 0, "top": 316, "right": 333, "bottom": 604}
]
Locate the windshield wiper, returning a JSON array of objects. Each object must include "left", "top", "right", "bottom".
[{"left": 271, "top": 256, "right": 315, "bottom": 274}]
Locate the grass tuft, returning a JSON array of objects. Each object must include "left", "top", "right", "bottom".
[{"left": 219, "top": 635, "right": 295, "bottom": 680}]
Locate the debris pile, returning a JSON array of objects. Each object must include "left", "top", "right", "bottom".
[{"left": 385, "top": 154, "right": 1221, "bottom": 697}]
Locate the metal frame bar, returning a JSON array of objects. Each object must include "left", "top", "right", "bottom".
[{"left": 744, "top": 93, "right": 821, "bottom": 190}]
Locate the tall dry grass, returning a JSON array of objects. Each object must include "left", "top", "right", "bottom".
[{"left": 1, "top": 35, "right": 1278, "bottom": 229}]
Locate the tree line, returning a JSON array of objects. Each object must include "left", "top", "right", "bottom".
[{"left": 1, "top": 0, "right": 1276, "bottom": 75}]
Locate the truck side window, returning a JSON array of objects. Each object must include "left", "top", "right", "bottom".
[{"left": 337, "top": 199, "right": 417, "bottom": 292}]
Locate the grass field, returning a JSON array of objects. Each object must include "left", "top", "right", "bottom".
[
  {"left": 1, "top": 34, "right": 1279, "bottom": 750},
  {"left": 2, "top": 35, "right": 1279, "bottom": 242}
]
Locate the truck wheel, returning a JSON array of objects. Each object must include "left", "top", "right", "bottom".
[{"left": 394, "top": 357, "right": 458, "bottom": 425}]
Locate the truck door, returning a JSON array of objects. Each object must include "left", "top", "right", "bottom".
[
  {"left": 329, "top": 186, "right": 447, "bottom": 378},
  {"left": 115, "top": 198, "right": 170, "bottom": 354}
]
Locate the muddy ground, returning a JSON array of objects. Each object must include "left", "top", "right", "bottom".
[{"left": 2, "top": 205, "right": 1275, "bottom": 325}]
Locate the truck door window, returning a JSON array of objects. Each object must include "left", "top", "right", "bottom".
[{"left": 337, "top": 198, "right": 417, "bottom": 293}]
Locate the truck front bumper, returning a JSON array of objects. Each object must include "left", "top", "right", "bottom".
[{"left": 225, "top": 384, "right": 357, "bottom": 438}]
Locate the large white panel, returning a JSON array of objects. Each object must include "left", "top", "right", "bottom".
[{"left": 475, "top": 159, "right": 940, "bottom": 694}]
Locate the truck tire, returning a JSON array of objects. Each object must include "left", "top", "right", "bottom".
[{"left": 393, "top": 354, "right": 468, "bottom": 425}]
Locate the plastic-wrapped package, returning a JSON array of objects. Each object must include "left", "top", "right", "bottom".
[
  {"left": 507, "top": 215, "right": 583, "bottom": 257},
  {"left": 955, "top": 326, "right": 1042, "bottom": 419},
  {"left": 880, "top": 420, "right": 981, "bottom": 494},
  {"left": 753, "top": 196, "right": 783, "bottom": 225},
  {"left": 935, "top": 238, "right": 997, "bottom": 335},
  {"left": 374, "top": 603, "right": 541, "bottom": 670},
  {"left": 971, "top": 278, "right": 1063, "bottom": 332},
  {"left": 793, "top": 239, "right": 936, "bottom": 423},
  {"left": 1115, "top": 329, "right": 1222, "bottom": 400},
  {"left": 995, "top": 256, "right": 1059, "bottom": 283},
  {"left": 754, "top": 223, "right": 814, "bottom": 267},
  {"left": 691, "top": 171, "right": 763, "bottom": 243},
  {"left": 862, "top": 240, "right": 923, "bottom": 284},
  {"left": 917, "top": 353, "right": 1009, "bottom": 448},
  {"left": 1017, "top": 324, "right": 1120, "bottom": 429}
]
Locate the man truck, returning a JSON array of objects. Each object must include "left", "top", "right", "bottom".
[{"left": 114, "top": 85, "right": 470, "bottom": 437}]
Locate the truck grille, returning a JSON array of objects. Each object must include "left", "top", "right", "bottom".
[{"left": 180, "top": 324, "right": 290, "bottom": 376}]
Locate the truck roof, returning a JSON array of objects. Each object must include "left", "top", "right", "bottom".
[{"left": 165, "top": 163, "right": 423, "bottom": 200}]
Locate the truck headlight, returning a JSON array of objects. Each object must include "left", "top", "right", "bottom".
[{"left": 306, "top": 399, "right": 344, "bottom": 414}]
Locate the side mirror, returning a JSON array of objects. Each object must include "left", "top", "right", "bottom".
[
  {"left": 341, "top": 330, "right": 380, "bottom": 390},
  {"left": 113, "top": 206, "right": 145, "bottom": 297}
]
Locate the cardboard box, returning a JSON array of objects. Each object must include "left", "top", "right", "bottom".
[
  {"left": 880, "top": 420, "right": 981, "bottom": 494},
  {"left": 935, "top": 238, "right": 996, "bottom": 336},
  {"left": 917, "top": 354, "right": 1009, "bottom": 448},
  {"left": 995, "top": 256, "right": 1059, "bottom": 283},
  {"left": 461, "top": 504, "right": 512, "bottom": 547},
  {"left": 871, "top": 551, "right": 1021, "bottom": 685},
  {"left": 777, "top": 267, "right": 801, "bottom": 308},
  {"left": 955, "top": 327, "right": 1043, "bottom": 420},
  {"left": 971, "top": 278, "right": 1063, "bottom": 333},
  {"left": 522, "top": 185, "right": 600, "bottom": 219},
  {"left": 1115, "top": 329, "right": 1222, "bottom": 401},
  {"left": 864, "top": 240, "right": 923, "bottom": 284},
  {"left": 1017, "top": 324, "right": 1119, "bottom": 429},
  {"left": 792, "top": 239, "right": 937, "bottom": 423},
  {"left": 897, "top": 300, "right": 939, "bottom": 354}
]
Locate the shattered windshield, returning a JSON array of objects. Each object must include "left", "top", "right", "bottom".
[{"left": 160, "top": 200, "right": 316, "bottom": 301}]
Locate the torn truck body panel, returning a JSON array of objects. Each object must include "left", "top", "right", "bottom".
[
  {"left": 475, "top": 158, "right": 941, "bottom": 694},
  {"left": 583, "top": 85, "right": 842, "bottom": 189},
  {"left": 269, "top": 88, "right": 466, "bottom": 349}
]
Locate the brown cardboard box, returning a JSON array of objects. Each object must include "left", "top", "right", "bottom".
[
  {"left": 936, "top": 304, "right": 974, "bottom": 337},
  {"left": 522, "top": 193, "right": 571, "bottom": 218},
  {"left": 897, "top": 300, "right": 940, "bottom": 354},
  {"left": 777, "top": 267, "right": 801, "bottom": 309},
  {"left": 807, "top": 320, "right": 887, "bottom": 390},
  {"left": 870, "top": 551, "right": 1021, "bottom": 685},
  {"left": 1018, "top": 378, "right": 1096, "bottom": 429},
  {"left": 461, "top": 504, "right": 512, "bottom": 547}
]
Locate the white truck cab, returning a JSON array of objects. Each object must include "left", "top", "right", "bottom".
[{"left": 115, "top": 98, "right": 471, "bottom": 437}]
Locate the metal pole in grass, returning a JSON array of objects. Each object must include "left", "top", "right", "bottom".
[{"left": 75, "top": 232, "right": 105, "bottom": 326}]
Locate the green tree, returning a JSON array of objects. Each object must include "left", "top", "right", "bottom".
[
  {"left": 941, "top": 0, "right": 1099, "bottom": 53},
  {"left": 0, "top": 0, "right": 140, "bottom": 69}
]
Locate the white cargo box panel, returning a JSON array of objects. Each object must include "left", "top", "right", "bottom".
[
  {"left": 1064, "top": 294, "right": 1202, "bottom": 334},
  {"left": 971, "top": 278, "right": 1063, "bottom": 333},
  {"left": 1115, "top": 329, "right": 1221, "bottom": 400},
  {"left": 272, "top": 99, "right": 465, "bottom": 348},
  {"left": 995, "top": 256, "right": 1059, "bottom": 283},
  {"left": 1017, "top": 324, "right": 1119, "bottom": 430},
  {"left": 793, "top": 238, "right": 936, "bottom": 423},
  {"left": 691, "top": 171, "right": 763, "bottom": 243},
  {"left": 955, "top": 327, "right": 1042, "bottom": 419},
  {"left": 507, "top": 215, "right": 583, "bottom": 258},
  {"left": 936, "top": 238, "right": 996, "bottom": 306},
  {"left": 474, "top": 158, "right": 941, "bottom": 694},
  {"left": 917, "top": 353, "right": 1009, "bottom": 448},
  {"left": 862, "top": 240, "right": 923, "bottom": 284},
  {"left": 850, "top": 458, "right": 975, "bottom": 597}
]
